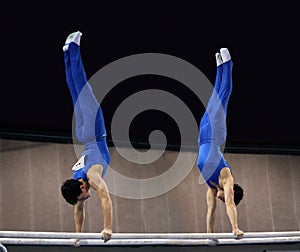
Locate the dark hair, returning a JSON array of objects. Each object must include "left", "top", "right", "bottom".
[
  {"left": 61, "top": 179, "right": 83, "bottom": 205},
  {"left": 233, "top": 183, "right": 244, "bottom": 206}
]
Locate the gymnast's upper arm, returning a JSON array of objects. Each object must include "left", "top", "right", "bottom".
[
  {"left": 87, "top": 165, "right": 108, "bottom": 193},
  {"left": 220, "top": 169, "right": 235, "bottom": 205}
]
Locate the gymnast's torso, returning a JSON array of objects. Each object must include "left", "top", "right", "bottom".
[{"left": 72, "top": 140, "right": 110, "bottom": 181}]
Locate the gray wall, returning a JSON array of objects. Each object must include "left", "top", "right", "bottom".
[{"left": 0, "top": 139, "right": 299, "bottom": 233}]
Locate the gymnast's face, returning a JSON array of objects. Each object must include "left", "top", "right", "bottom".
[
  {"left": 77, "top": 191, "right": 90, "bottom": 202},
  {"left": 217, "top": 189, "right": 225, "bottom": 202},
  {"left": 77, "top": 183, "right": 91, "bottom": 202}
]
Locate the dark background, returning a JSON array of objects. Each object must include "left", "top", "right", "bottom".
[{"left": 1, "top": 2, "right": 299, "bottom": 154}]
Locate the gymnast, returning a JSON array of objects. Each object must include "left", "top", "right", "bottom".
[
  {"left": 60, "top": 31, "right": 112, "bottom": 243},
  {"left": 197, "top": 48, "right": 244, "bottom": 239}
]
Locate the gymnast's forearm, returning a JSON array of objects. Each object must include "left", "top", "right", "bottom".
[
  {"left": 225, "top": 203, "right": 239, "bottom": 231},
  {"left": 74, "top": 202, "right": 85, "bottom": 232},
  {"left": 206, "top": 209, "right": 216, "bottom": 233},
  {"left": 206, "top": 188, "right": 217, "bottom": 233},
  {"left": 96, "top": 188, "right": 113, "bottom": 231}
]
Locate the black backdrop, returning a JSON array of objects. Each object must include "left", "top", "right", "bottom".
[{"left": 1, "top": 2, "right": 299, "bottom": 153}]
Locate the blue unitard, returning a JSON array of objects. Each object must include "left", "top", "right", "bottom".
[
  {"left": 64, "top": 42, "right": 110, "bottom": 181},
  {"left": 197, "top": 59, "right": 233, "bottom": 188}
]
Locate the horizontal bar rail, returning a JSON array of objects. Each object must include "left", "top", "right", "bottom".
[
  {"left": 0, "top": 231, "right": 299, "bottom": 246},
  {"left": 0, "top": 237, "right": 299, "bottom": 246},
  {"left": 1, "top": 231, "right": 300, "bottom": 239}
]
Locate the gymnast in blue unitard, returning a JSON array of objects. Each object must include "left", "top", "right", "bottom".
[
  {"left": 197, "top": 48, "right": 244, "bottom": 239},
  {"left": 60, "top": 31, "right": 112, "bottom": 243}
]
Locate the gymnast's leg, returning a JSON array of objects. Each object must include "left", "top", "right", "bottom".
[
  {"left": 197, "top": 52, "right": 226, "bottom": 178},
  {"left": 198, "top": 52, "right": 224, "bottom": 144},
  {"left": 64, "top": 44, "right": 85, "bottom": 143},
  {"left": 203, "top": 53, "right": 224, "bottom": 120},
  {"left": 208, "top": 48, "right": 233, "bottom": 145},
  {"left": 63, "top": 32, "right": 107, "bottom": 143},
  {"left": 216, "top": 48, "right": 233, "bottom": 116}
]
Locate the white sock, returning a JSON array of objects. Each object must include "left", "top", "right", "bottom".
[
  {"left": 63, "top": 31, "right": 82, "bottom": 51},
  {"left": 63, "top": 45, "right": 69, "bottom": 52},
  {"left": 220, "top": 48, "right": 231, "bottom": 63},
  {"left": 215, "top": 53, "right": 223, "bottom": 66}
]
